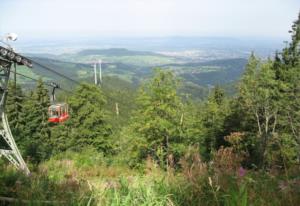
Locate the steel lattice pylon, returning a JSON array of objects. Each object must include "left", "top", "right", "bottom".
[{"left": 0, "top": 58, "right": 30, "bottom": 175}]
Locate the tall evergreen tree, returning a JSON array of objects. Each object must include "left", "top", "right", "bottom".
[
  {"left": 271, "top": 13, "right": 300, "bottom": 161},
  {"left": 283, "top": 13, "right": 300, "bottom": 143},
  {"left": 201, "top": 86, "right": 230, "bottom": 159},
  {"left": 64, "top": 83, "right": 113, "bottom": 153},
  {"left": 130, "top": 69, "right": 184, "bottom": 165},
  {"left": 239, "top": 55, "right": 281, "bottom": 167},
  {"left": 6, "top": 82, "right": 25, "bottom": 138},
  {"left": 0, "top": 82, "right": 25, "bottom": 150},
  {"left": 19, "top": 79, "right": 51, "bottom": 163},
  {"left": 282, "top": 12, "right": 300, "bottom": 67}
]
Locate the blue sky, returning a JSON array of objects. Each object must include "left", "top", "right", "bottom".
[{"left": 0, "top": 0, "right": 299, "bottom": 39}]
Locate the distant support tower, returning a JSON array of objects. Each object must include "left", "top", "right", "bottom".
[
  {"left": 93, "top": 63, "right": 98, "bottom": 85},
  {"left": 98, "top": 59, "right": 102, "bottom": 84}
]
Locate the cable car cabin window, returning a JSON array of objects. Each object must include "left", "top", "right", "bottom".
[
  {"left": 49, "top": 107, "right": 59, "bottom": 117},
  {"left": 48, "top": 103, "right": 69, "bottom": 123}
]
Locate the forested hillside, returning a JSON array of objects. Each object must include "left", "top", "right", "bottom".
[
  {"left": 16, "top": 54, "right": 247, "bottom": 101},
  {"left": 0, "top": 11, "right": 300, "bottom": 206}
]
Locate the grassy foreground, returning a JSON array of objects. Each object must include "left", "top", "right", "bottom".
[{"left": 0, "top": 148, "right": 300, "bottom": 206}]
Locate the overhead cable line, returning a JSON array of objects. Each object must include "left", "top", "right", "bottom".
[
  {"left": 27, "top": 58, "right": 81, "bottom": 85},
  {"left": 10, "top": 70, "right": 75, "bottom": 95},
  {"left": 10, "top": 70, "right": 53, "bottom": 87},
  {"left": 1, "top": 45, "right": 81, "bottom": 86}
]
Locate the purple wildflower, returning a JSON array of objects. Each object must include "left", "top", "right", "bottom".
[{"left": 238, "top": 167, "right": 246, "bottom": 177}]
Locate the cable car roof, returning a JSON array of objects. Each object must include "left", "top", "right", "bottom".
[{"left": 49, "top": 103, "right": 68, "bottom": 108}]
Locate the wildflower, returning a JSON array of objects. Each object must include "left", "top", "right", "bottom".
[{"left": 238, "top": 167, "right": 246, "bottom": 177}]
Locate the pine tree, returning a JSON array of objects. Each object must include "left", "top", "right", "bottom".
[
  {"left": 6, "top": 82, "right": 25, "bottom": 139},
  {"left": 19, "top": 79, "right": 51, "bottom": 163},
  {"left": 283, "top": 13, "right": 300, "bottom": 145},
  {"left": 282, "top": 12, "right": 300, "bottom": 67},
  {"left": 239, "top": 55, "right": 280, "bottom": 167},
  {"left": 33, "top": 79, "right": 51, "bottom": 139},
  {"left": 0, "top": 82, "right": 25, "bottom": 150},
  {"left": 271, "top": 13, "right": 300, "bottom": 161},
  {"left": 64, "top": 83, "right": 113, "bottom": 153},
  {"left": 130, "top": 69, "right": 184, "bottom": 166},
  {"left": 201, "top": 86, "right": 229, "bottom": 160},
  {"left": 212, "top": 85, "right": 225, "bottom": 105}
]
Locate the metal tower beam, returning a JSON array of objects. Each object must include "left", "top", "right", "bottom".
[{"left": 0, "top": 58, "right": 30, "bottom": 175}]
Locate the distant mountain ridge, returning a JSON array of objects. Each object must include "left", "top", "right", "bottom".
[
  {"left": 77, "top": 48, "right": 162, "bottom": 57},
  {"left": 160, "top": 58, "right": 247, "bottom": 68},
  {"left": 17, "top": 47, "right": 248, "bottom": 99},
  {"left": 25, "top": 56, "right": 247, "bottom": 87}
]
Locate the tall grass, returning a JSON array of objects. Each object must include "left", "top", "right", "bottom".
[
  {"left": 1, "top": 148, "right": 300, "bottom": 206},
  {"left": 93, "top": 177, "right": 174, "bottom": 206}
]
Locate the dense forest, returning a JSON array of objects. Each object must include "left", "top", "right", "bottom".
[{"left": 0, "top": 12, "right": 300, "bottom": 206}]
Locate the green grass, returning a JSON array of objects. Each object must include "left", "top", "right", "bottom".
[{"left": 1, "top": 148, "right": 300, "bottom": 206}]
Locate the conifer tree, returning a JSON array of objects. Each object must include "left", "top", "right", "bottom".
[
  {"left": 19, "top": 79, "right": 51, "bottom": 163},
  {"left": 201, "top": 86, "right": 229, "bottom": 159},
  {"left": 131, "top": 69, "right": 184, "bottom": 165},
  {"left": 65, "top": 83, "right": 112, "bottom": 153},
  {"left": 271, "top": 13, "right": 300, "bottom": 160},
  {"left": 0, "top": 82, "right": 25, "bottom": 150},
  {"left": 282, "top": 12, "right": 300, "bottom": 67},
  {"left": 283, "top": 13, "right": 300, "bottom": 141},
  {"left": 6, "top": 82, "right": 25, "bottom": 138},
  {"left": 239, "top": 55, "right": 280, "bottom": 167}
]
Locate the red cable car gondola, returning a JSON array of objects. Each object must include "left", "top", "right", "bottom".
[
  {"left": 48, "top": 82, "right": 69, "bottom": 123},
  {"left": 48, "top": 103, "right": 69, "bottom": 123}
]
